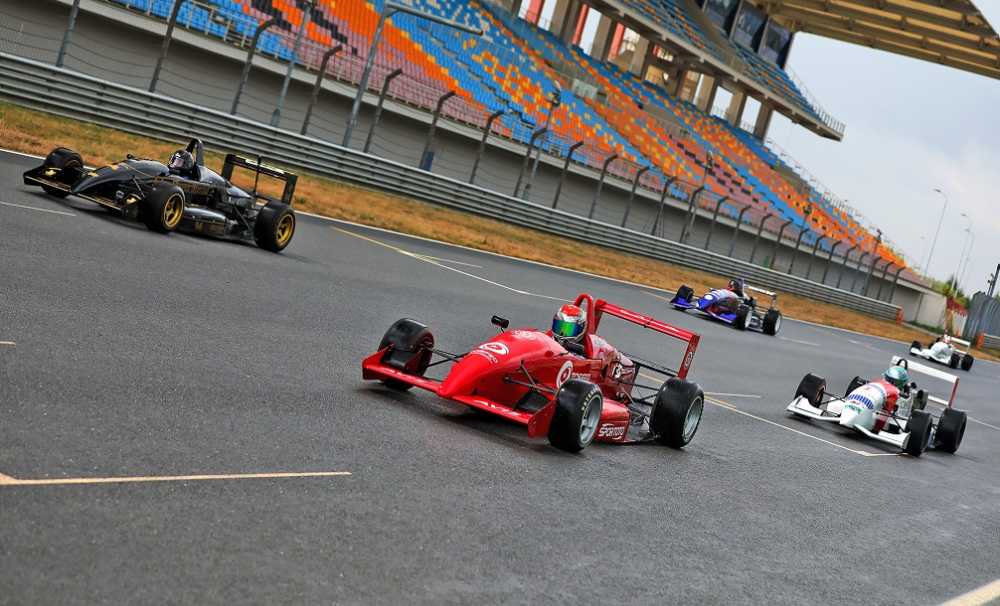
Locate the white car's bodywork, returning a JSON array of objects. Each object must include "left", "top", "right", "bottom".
[
  {"left": 786, "top": 357, "right": 961, "bottom": 453},
  {"left": 910, "top": 335, "right": 974, "bottom": 371}
]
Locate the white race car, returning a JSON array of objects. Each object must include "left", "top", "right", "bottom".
[
  {"left": 910, "top": 335, "right": 974, "bottom": 371},
  {"left": 786, "top": 357, "right": 967, "bottom": 457}
]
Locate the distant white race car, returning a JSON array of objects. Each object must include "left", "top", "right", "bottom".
[
  {"left": 910, "top": 335, "right": 974, "bottom": 371},
  {"left": 786, "top": 356, "right": 967, "bottom": 457}
]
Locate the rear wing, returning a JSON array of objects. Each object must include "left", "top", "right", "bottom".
[
  {"left": 594, "top": 299, "right": 700, "bottom": 379},
  {"left": 747, "top": 285, "right": 778, "bottom": 307},
  {"left": 944, "top": 335, "right": 971, "bottom": 352},
  {"left": 891, "top": 356, "right": 959, "bottom": 408},
  {"left": 221, "top": 154, "right": 298, "bottom": 206}
]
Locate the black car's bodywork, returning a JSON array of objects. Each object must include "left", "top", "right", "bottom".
[{"left": 23, "top": 139, "right": 298, "bottom": 252}]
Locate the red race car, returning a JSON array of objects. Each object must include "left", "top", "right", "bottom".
[{"left": 362, "top": 293, "right": 705, "bottom": 453}]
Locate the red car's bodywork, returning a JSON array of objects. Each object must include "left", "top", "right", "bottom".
[{"left": 362, "top": 294, "right": 700, "bottom": 444}]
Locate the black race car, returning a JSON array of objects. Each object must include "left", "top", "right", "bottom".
[{"left": 23, "top": 139, "right": 298, "bottom": 252}]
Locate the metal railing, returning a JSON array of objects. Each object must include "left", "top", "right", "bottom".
[{"left": 0, "top": 51, "right": 902, "bottom": 320}]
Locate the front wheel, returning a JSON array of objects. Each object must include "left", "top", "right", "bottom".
[
  {"left": 909, "top": 340, "right": 922, "bottom": 354},
  {"left": 935, "top": 407, "right": 967, "bottom": 453},
  {"left": 548, "top": 379, "right": 603, "bottom": 453},
  {"left": 650, "top": 377, "right": 704, "bottom": 448},
  {"left": 904, "top": 410, "right": 933, "bottom": 456},
  {"left": 671, "top": 285, "right": 694, "bottom": 309},
  {"left": 762, "top": 309, "right": 782, "bottom": 335},
  {"left": 254, "top": 201, "right": 296, "bottom": 252},
  {"left": 795, "top": 373, "right": 826, "bottom": 409},
  {"left": 41, "top": 147, "right": 84, "bottom": 197},
  {"left": 733, "top": 304, "right": 750, "bottom": 331},
  {"left": 378, "top": 318, "right": 434, "bottom": 391},
  {"left": 140, "top": 186, "right": 185, "bottom": 233}
]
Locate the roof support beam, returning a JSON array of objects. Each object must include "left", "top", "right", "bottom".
[{"left": 790, "top": 0, "right": 996, "bottom": 36}]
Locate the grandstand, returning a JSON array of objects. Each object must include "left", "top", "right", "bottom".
[{"left": 66, "top": 0, "right": 1000, "bottom": 279}]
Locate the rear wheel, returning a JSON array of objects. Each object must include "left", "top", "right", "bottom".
[
  {"left": 960, "top": 354, "right": 974, "bottom": 371},
  {"left": 903, "top": 410, "right": 933, "bottom": 456},
  {"left": 254, "top": 201, "right": 296, "bottom": 252},
  {"left": 671, "top": 285, "right": 694, "bottom": 309},
  {"left": 795, "top": 373, "right": 826, "bottom": 408},
  {"left": 844, "top": 376, "right": 866, "bottom": 398},
  {"left": 762, "top": 309, "right": 782, "bottom": 335},
  {"left": 935, "top": 407, "right": 967, "bottom": 453},
  {"left": 140, "top": 186, "right": 184, "bottom": 233},
  {"left": 41, "top": 147, "right": 83, "bottom": 197},
  {"left": 913, "top": 389, "right": 928, "bottom": 412},
  {"left": 650, "top": 378, "right": 704, "bottom": 448},
  {"left": 378, "top": 319, "right": 434, "bottom": 391},
  {"left": 548, "top": 379, "right": 603, "bottom": 453}
]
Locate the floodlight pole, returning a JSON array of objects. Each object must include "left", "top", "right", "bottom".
[
  {"left": 923, "top": 188, "right": 948, "bottom": 277},
  {"left": 342, "top": 3, "right": 482, "bottom": 148}
]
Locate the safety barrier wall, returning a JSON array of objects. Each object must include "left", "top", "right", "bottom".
[
  {"left": 0, "top": 51, "right": 901, "bottom": 319},
  {"left": 981, "top": 334, "right": 1000, "bottom": 350}
]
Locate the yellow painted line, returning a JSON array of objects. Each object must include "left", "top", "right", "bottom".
[
  {"left": 0, "top": 200, "right": 76, "bottom": 216},
  {"left": 939, "top": 579, "right": 1000, "bottom": 606},
  {"left": 0, "top": 471, "right": 351, "bottom": 487}
]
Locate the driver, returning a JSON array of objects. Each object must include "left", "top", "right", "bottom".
[
  {"left": 728, "top": 277, "right": 747, "bottom": 299},
  {"left": 551, "top": 304, "right": 587, "bottom": 355},
  {"left": 882, "top": 365, "right": 910, "bottom": 398},
  {"left": 168, "top": 149, "right": 196, "bottom": 179}
]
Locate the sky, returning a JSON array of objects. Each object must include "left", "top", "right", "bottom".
[
  {"left": 762, "top": 6, "right": 1000, "bottom": 294},
  {"left": 569, "top": 3, "right": 1000, "bottom": 294}
]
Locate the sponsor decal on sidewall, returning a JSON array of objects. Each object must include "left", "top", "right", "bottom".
[{"left": 598, "top": 424, "right": 625, "bottom": 439}]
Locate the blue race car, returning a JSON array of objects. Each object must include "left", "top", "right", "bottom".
[{"left": 669, "top": 278, "right": 782, "bottom": 336}]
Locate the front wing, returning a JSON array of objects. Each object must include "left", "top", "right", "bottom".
[{"left": 786, "top": 396, "right": 908, "bottom": 449}]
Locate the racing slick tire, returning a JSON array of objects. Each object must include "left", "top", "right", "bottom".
[
  {"left": 913, "top": 389, "right": 928, "bottom": 412},
  {"left": 254, "top": 201, "right": 296, "bottom": 253},
  {"left": 650, "top": 377, "right": 704, "bottom": 448},
  {"left": 795, "top": 373, "right": 826, "bottom": 409},
  {"left": 935, "top": 407, "right": 967, "bottom": 454},
  {"left": 378, "top": 319, "right": 434, "bottom": 391},
  {"left": 762, "top": 309, "right": 782, "bottom": 336},
  {"left": 909, "top": 340, "right": 922, "bottom": 355},
  {"left": 903, "top": 410, "right": 933, "bottom": 457},
  {"left": 548, "top": 379, "right": 603, "bottom": 453},
  {"left": 960, "top": 354, "right": 974, "bottom": 371},
  {"left": 671, "top": 285, "right": 694, "bottom": 309},
  {"left": 948, "top": 352, "right": 961, "bottom": 369},
  {"left": 140, "top": 186, "right": 185, "bottom": 233},
  {"left": 41, "top": 147, "right": 84, "bottom": 197},
  {"left": 733, "top": 305, "right": 751, "bottom": 331},
  {"left": 845, "top": 376, "right": 866, "bottom": 398}
]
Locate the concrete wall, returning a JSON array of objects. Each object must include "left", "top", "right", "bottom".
[{"left": 1, "top": 0, "right": 921, "bottom": 312}]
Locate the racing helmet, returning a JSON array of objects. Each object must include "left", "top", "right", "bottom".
[
  {"left": 883, "top": 366, "right": 909, "bottom": 390},
  {"left": 728, "top": 278, "right": 746, "bottom": 297},
  {"left": 168, "top": 150, "right": 195, "bottom": 177},
  {"left": 552, "top": 304, "right": 586, "bottom": 344}
]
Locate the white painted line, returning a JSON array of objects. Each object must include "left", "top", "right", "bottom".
[
  {"left": 0, "top": 147, "right": 45, "bottom": 160},
  {"left": 0, "top": 470, "right": 352, "bottom": 487},
  {"left": 923, "top": 398, "right": 999, "bottom": 431},
  {"left": 0, "top": 200, "right": 75, "bottom": 217},
  {"left": 704, "top": 392, "right": 761, "bottom": 399},
  {"left": 939, "top": 578, "right": 1000, "bottom": 606},
  {"left": 333, "top": 227, "right": 565, "bottom": 302},
  {"left": 415, "top": 254, "right": 482, "bottom": 268},
  {"left": 779, "top": 336, "right": 820, "bottom": 347},
  {"left": 0, "top": 341, "right": 15, "bottom": 347},
  {"left": 967, "top": 417, "right": 1000, "bottom": 431}
]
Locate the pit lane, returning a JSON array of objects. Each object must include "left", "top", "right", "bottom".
[{"left": 1, "top": 150, "right": 998, "bottom": 605}]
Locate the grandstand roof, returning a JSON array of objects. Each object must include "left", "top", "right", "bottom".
[{"left": 760, "top": 0, "right": 1000, "bottom": 80}]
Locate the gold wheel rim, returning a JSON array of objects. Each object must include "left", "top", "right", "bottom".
[
  {"left": 162, "top": 195, "right": 183, "bottom": 228},
  {"left": 276, "top": 213, "right": 294, "bottom": 246}
]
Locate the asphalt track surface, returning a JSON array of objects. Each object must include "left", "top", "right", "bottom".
[{"left": 1, "top": 150, "right": 998, "bottom": 605}]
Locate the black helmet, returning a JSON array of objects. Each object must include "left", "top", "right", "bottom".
[
  {"left": 168, "top": 150, "right": 195, "bottom": 177},
  {"left": 728, "top": 278, "right": 746, "bottom": 297}
]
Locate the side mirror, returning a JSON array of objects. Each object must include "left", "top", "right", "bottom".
[{"left": 491, "top": 315, "right": 509, "bottom": 331}]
